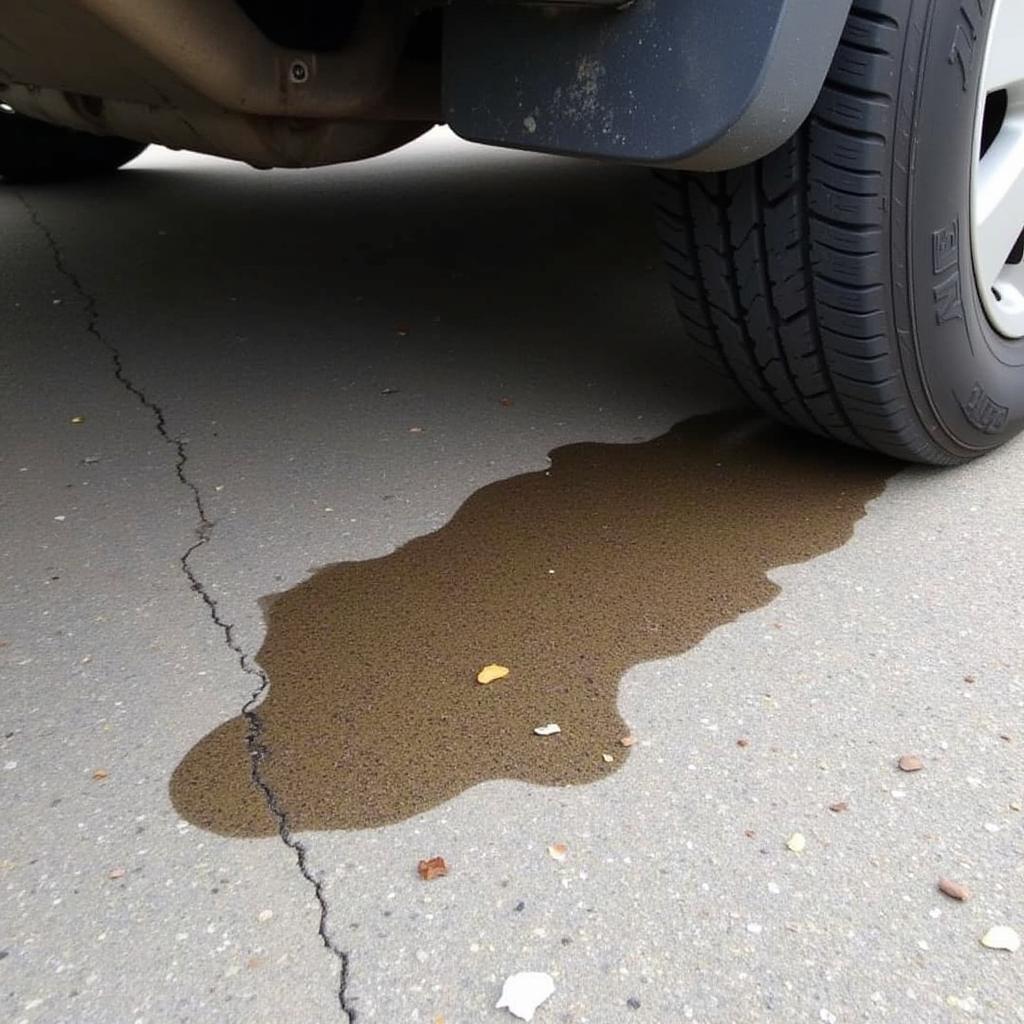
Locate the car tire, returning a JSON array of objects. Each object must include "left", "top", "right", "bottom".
[
  {"left": 655, "top": 0, "right": 1024, "bottom": 464},
  {"left": 0, "top": 107, "right": 147, "bottom": 184}
]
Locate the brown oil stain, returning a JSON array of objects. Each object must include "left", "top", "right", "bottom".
[{"left": 170, "top": 413, "right": 894, "bottom": 835}]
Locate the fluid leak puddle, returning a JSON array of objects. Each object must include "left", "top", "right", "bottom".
[{"left": 171, "top": 413, "right": 894, "bottom": 835}]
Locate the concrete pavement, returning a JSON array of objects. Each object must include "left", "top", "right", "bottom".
[{"left": 2, "top": 130, "right": 1022, "bottom": 1023}]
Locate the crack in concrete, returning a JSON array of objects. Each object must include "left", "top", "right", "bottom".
[{"left": 18, "top": 193, "right": 356, "bottom": 1022}]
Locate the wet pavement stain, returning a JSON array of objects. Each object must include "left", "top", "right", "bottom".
[{"left": 170, "top": 412, "right": 895, "bottom": 835}]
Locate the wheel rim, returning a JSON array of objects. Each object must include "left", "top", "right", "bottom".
[{"left": 972, "top": 0, "right": 1024, "bottom": 339}]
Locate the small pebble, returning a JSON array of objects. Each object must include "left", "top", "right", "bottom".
[{"left": 938, "top": 878, "right": 970, "bottom": 902}]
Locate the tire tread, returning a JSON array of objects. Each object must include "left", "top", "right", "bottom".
[{"left": 656, "top": 0, "right": 961, "bottom": 463}]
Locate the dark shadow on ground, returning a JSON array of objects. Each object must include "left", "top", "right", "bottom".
[
  {"left": 9, "top": 141, "right": 724, "bottom": 417},
  {"left": 171, "top": 411, "right": 895, "bottom": 835}
]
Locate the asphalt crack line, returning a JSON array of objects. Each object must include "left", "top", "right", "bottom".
[{"left": 18, "top": 194, "right": 356, "bottom": 1023}]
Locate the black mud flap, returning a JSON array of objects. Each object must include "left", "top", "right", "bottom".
[{"left": 443, "top": 0, "right": 852, "bottom": 169}]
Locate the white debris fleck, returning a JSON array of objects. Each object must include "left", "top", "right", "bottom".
[
  {"left": 980, "top": 926, "right": 1020, "bottom": 952},
  {"left": 786, "top": 832, "right": 806, "bottom": 853},
  {"left": 523, "top": 115, "right": 537, "bottom": 134},
  {"left": 496, "top": 971, "right": 555, "bottom": 1021},
  {"left": 947, "top": 995, "right": 979, "bottom": 1012},
  {"left": 533, "top": 723, "right": 561, "bottom": 736}
]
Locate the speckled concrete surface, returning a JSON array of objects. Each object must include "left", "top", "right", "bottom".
[{"left": 1, "top": 130, "right": 1022, "bottom": 1024}]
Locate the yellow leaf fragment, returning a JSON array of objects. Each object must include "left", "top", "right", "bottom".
[{"left": 477, "top": 664, "right": 510, "bottom": 685}]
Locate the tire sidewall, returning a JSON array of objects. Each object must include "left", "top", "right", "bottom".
[{"left": 899, "top": 0, "right": 1024, "bottom": 455}]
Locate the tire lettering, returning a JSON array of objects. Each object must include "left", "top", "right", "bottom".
[
  {"left": 949, "top": 2, "right": 987, "bottom": 91},
  {"left": 933, "top": 273, "right": 964, "bottom": 323},
  {"left": 932, "top": 219, "right": 964, "bottom": 323},
  {"left": 960, "top": 382, "right": 1009, "bottom": 434},
  {"left": 932, "top": 220, "right": 959, "bottom": 275}
]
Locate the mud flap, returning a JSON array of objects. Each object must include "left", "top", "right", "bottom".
[{"left": 442, "top": 0, "right": 852, "bottom": 169}]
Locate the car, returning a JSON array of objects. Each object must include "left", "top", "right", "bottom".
[{"left": 2, "top": 0, "right": 1021, "bottom": 465}]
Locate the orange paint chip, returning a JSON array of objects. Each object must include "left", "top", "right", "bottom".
[
  {"left": 417, "top": 856, "right": 448, "bottom": 881},
  {"left": 92, "top": 769, "right": 109, "bottom": 781},
  {"left": 547, "top": 842, "right": 568, "bottom": 862}
]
